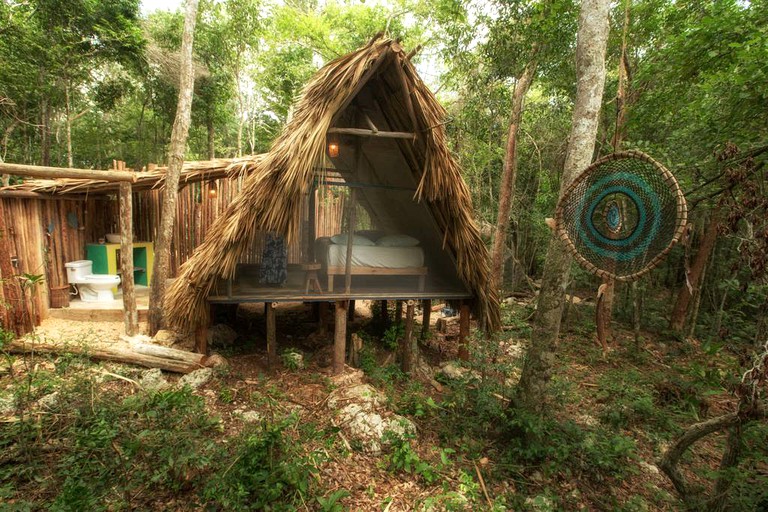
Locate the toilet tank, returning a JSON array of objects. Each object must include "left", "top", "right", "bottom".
[{"left": 65, "top": 260, "right": 93, "bottom": 283}]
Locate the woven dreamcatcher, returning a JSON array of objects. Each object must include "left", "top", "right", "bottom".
[{"left": 555, "top": 150, "right": 687, "bottom": 281}]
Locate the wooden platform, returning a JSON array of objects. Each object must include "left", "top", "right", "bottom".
[{"left": 47, "top": 286, "right": 149, "bottom": 322}]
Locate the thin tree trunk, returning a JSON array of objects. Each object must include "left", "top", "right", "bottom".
[
  {"left": 596, "top": 0, "right": 632, "bottom": 351},
  {"left": 65, "top": 82, "right": 73, "bottom": 168},
  {"left": 515, "top": 0, "right": 611, "bottom": 411},
  {"left": 491, "top": 56, "right": 538, "bottom": 291},
  {"left": 671, "top": 214, "right": 720, "bottom": 332},
  {"left": 40, "top": 97, "right": 50, "bottom": 166},
  {"left": 207, "top": 115, "right": 215, "bottom": 159},
  {"left": 148, "top": 0, "right": 200, "bottom": 335}
]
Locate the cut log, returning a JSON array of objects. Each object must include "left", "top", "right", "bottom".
[{"left": 8, "top": 339, "right": 222, "bottom": 374}]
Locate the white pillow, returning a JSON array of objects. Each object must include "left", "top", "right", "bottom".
[
  {"left": 330, "top": 234, "right": 376, "bottom": 246},
  {"left": 376, "top": 234, "right": 420, "bottom": 247}
]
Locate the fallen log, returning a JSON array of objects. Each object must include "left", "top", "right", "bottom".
[{"left": 8, "top": 339, "right": 223, "bottom": 374}]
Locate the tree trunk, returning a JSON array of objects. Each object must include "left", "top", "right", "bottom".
[
  {"left": 670, "top": 215, "right": 719, "bottom": 332},
  {"left": 207, "top": 115, "right": 215, "bottom": 159},
  {"left": 148, "top": 0, "right": 200, "bottom": 335},
  {"left": 65, "top": 82, "right": 73, "bottom": 168},
  {"left": 490, "top": 57, "right": 538, "bottom": 291},
  {"left": 596, "top": 0, "right": 632, "bottom": 351},
  {"left": 515, "top": 0, "right": 611, "bottom": 411},
  {"left": 40, "top": 97, "right": 51, "bottom": 166}
]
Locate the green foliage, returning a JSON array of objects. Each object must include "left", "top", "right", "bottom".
[
  {"left": 201, "top": 419, "right": 318, "bottom": 510},
  {"left": 316, "top": 489, "right": 351, "bottom": 512},
  {"left": 383, "top": 431, "right": 443, "bottom": 485},
  {"left": 504, "top": 407, "right": 638, "bottom": 481},
  {"left": 382, "top": 323, "right": 405, "bottom": 351}
]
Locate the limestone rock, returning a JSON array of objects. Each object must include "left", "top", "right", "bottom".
[
  {"left": 0, "top": 395, "right": 15, "bottom": 415},
  {"left": 639, "top": 460, "right": 660, "bottom": 475},
  {"left": 139, "top": 368, "right": 169, "bottom": 391},
  {"left": 205, "top": 353, "right": 229, "bottom": 369},
  {"left": 439, "top": 361, "right": 469, "bottom": 380},
  {"left": 328, "top": 383, "right": 384, "bottom": 410},
  {"left": 38, "top": 391, "right": 59, "bottom": 410},
  {"left": 178, "top": 367, "right": 214, "bottom": 389},
  {"left": 241, "top": 410, "right": 263, "bottom": 423},
  {"left": 207, "top": 324, "right": 238, "bottom": 347},
  {"left": 153, "top": 329, "right": 179, "bottom": 347}
]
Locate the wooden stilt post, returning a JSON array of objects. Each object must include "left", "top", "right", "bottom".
[
  {"left": 318, "top": 302, "right": 329, "bottom": 335},
  {"left": 333, "top": 301, "right": 348, "bottom": 374},
  {"left": 266, "top": 302, "right": 277, "bottom": 368},
  {"left": 401, "top": 300, "right": 416, "bottom": 373},
  {"left": 348, "top": 299, "right": 355, "bottom": 321},
  {"left": 395, "top": 300, "right": 403, "bottom": 325},
  {"left": 420, "top": 299, "right": 431, "bottom": 340},
  {"left": 458, "top": 302, "right": 470, "bottom": 361},
  {"left": 380, "top": 300, "right": 389, "bottom": 328},
  {"left": 118, "top": 164, "right": 138, "bottom": 336},
  {"left": 195, "top": 317, "right": 209, "bottom": 355}
]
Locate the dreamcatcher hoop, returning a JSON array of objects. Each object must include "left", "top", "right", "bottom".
[{"left": 554, "top": 150, "right": 687, "bottom": 282}]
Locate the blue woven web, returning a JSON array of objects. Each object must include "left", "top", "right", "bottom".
[{"left": 557, "top": 155, "right": 683, "bottom": 279}]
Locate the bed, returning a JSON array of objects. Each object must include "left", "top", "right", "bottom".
[{"left": 316, "top": 237, "right": 427, "bottom": 292}]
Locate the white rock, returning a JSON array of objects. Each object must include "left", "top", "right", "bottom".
[
  {"left": 178, "top": 367, "right": 214, "bottom": 389},
  {"left": 153, "top": 330, "right": 179, "bottom": 347},
  {"left": 139, "top": 368, "right": 169, "bottom": 391},
  {"left": 241, "top": 410, "right": 263, "bottom": 423},
  {"left": 439, "top": 362, "right": 468, "bottom": 380},
  {"left": 38, "top": 391, "right": 59, "bottom": 410},
  {"left": 0, "top": 395, "right": 15, "bottom": 415},
  {"left": 337, "top": 403, "right": 388, "bottom": 453},
  {"left": 639, "top": 461, "right": 660, "bottom": 475},
  {"left": 328, "top": 383, "right": 385, "bottom": 411}
]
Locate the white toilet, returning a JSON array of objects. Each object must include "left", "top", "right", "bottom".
[{"left": 65, "top": 260, "right": 121, "bottom": 302}]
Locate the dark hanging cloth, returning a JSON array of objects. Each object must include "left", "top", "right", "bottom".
[{"left": 259, "top": 233, "right": 287, "bottom": 285}]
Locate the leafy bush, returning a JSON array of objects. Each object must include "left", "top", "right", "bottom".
[{"left": 202, "top": 419, "right": 318, "bottom": 510}]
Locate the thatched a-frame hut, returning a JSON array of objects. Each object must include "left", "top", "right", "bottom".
[{"left": 164, "top": 35, "right": 500, "bottom": 352}]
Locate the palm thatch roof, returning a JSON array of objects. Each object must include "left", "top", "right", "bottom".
[
  {"left": 0, "top": 157, "right": 262, "bottom": 196},
  {"left": 165, "top": 35, "right": 500, "bottom": 332}
]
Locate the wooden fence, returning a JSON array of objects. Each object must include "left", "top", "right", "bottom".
[{"left": 1, "top": 174, "right": 342, "bottom": 335}]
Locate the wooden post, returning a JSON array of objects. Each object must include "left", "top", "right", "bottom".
[
  {"left": 333, "top": 300, "right": 348, "bottom": 374},
  {"left": 420, "top": 299, "right": 431, "bottom": 340},
  {"left": 395, "top": 300, "right": 403, "bottom": 325},
  {"left": 344, "top": 188, "right": 357, "bottom": 293},
  {"left": 401, "top": 300, "right": 416, "bottom": 373},
  {"left": 318, "top": 301, "right": 329, "bottom": 335},
  {"left": 348, "top": 299, "right": 355, "bottom": 321},
  {"left": 266, "top": 302, "right": 277, "bottom": 368},
  {"left": 118, "top": 163, "right": 138, "bottom": 336},
  {"left": 380, "top": 300, "right": 389, "bottom": 328},
  {"left": 195, "top": 323, "right": 208, "bottom": 355},
  {"left": 458, "top": 302, "right": 470, "bottom": 361}
]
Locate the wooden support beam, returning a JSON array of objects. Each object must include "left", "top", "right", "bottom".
[
  {"left": 348, "top": 299, "right": 356, "bottom": 321},
  {"left": 266, "top": 301, "right": 277, "bottom": 368},
  {"left": 395, "top": 300, "right": 403, "bottom": 325},
  {"left": 420, "top": 299, "right": 431, "bottom": 340},
  {"left": 458, "top": 303, "right": 471, "bottom": 361},
  {"left": 195, "top": 323, "right": 208, "bottom": 355},
  {"left": 0, "top": 162, "right": 138, "bottom": 182},
  {"left": 380, "top": 300, "right": 390, "bottom": 328},
  {"left": 327, "top": 127, "right": 415, "bottom": 140},
  {"left": 401, "top": 300, "right": 416, "bottom": 373},
  {"left": 119, "top": 179, "right": 138, "bottom": 336},
  {"left": 363, "top": 113, "right": 378, "bottom": 133},
  {"left": 333, "top": 300, "right": 348, "bottom": 374},
  {"left": 318, "top": 301, "right": 329, "bottom": 335}
]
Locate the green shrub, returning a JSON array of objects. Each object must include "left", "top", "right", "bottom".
[{"left": 202, "top": 419, "right": 318, "bottom": 510}]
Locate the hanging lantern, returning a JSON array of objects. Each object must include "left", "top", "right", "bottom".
[
  {"left": 327, "top": 136, "right": 340, "bottom": 158},
  {"left": 208, "top": 182, "right": 218, "bottom": 198}
]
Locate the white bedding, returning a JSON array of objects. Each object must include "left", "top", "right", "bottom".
[{"left": 326, "top": 244, "right": 424, "bottom": 268}]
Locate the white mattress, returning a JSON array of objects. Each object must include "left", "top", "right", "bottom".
[{"left": 326, "top": 244, "right": 424, "bottom": 268}]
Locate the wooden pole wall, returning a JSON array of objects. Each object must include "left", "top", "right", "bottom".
[{"left": 119, "top": 167, "right": 138, "bottom": 336}]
